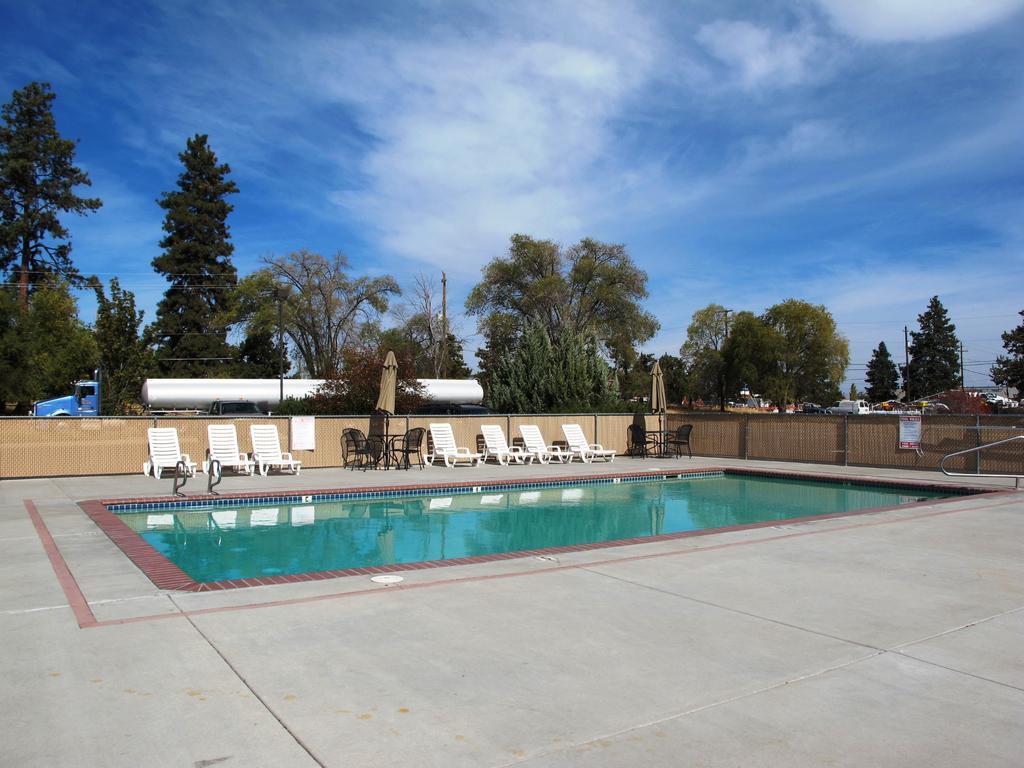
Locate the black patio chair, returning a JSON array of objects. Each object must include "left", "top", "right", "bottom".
[
  {"left": 342, "top": 428, "right": 383, "bottom": 471},
  {"left": 664, "top": 424, "right": 693, "bottom": 458},
  {"left": 627, "top": 423, "right": 661, "bottom": 458},
  {"left": 391, "top": 427, "right": 425, "bottom": 470}
]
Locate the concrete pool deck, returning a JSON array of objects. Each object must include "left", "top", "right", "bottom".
[{"left": 2, "top": 458, "right": 1022, "bottom": 766}]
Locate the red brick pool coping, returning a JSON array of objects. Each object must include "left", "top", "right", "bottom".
[{"left": 76, "top": 467, "right": 995, "bottom": 593}]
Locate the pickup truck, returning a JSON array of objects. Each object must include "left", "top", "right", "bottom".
[
  {"left": 826, "top": 399, "right": 871, "bottom": 415},
  {"left": 207, "top": 400, "right": 265, "bottom": 416}
]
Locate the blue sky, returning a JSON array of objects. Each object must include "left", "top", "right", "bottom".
[{"left": 3, "top": 0, "right": 1023, "bottom": 389}]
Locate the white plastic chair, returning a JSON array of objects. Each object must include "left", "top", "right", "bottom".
[
  {"left": 144, "top": 427, "right": 196, "bottom": 478},
  {"left": 204, "top": 424, "right": 255, "bottom": 475},
  {"left": 250, "top": 424, "right": 301, "bottom": 476},
  {"left": 480, "top": 424, "right": 534, "bottom": 465},
  {"left": 561, "top": 423, "right": 616, "bottom": 463},
  {"left": 518, "top": 424, "right": 569, "bottom": 464},
  {"left": 427, "top": 423, "right": 483, "bottom": 467}
]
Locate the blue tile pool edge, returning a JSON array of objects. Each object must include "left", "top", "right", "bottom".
[{"left": 103, "top": 467, "right": 982, "bottom": 514}]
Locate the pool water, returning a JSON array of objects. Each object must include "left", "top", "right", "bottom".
[{"left": 117, "top": 475, "right": 951, "bottom": 583}]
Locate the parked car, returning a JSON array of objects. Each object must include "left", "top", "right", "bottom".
[{"left": 800, "top": 402, "right": 827, "bottom": 414}]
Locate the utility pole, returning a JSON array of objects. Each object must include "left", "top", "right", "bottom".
[
  {"left": 904, "top": 326, "right": 910, "bottom": 401},
  {"left": 960, "top": 341, "right": 965, "bottom": 390},
  {"left": 440, "top": 271, "right": 448, "bottom": 379},
  {"left": 275, "top": 285, "right": 291, "bottom": 404}
]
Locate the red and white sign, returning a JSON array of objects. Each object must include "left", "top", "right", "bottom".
[{"left": 898, "top": 415, "right": 922, "bottom": 450}]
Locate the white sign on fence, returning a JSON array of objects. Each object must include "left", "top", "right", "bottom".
[
  {"left": 898, "top": 415, "right": 922, "bottom": 450},
  {"left": 290, "top": 416, "right": 316, "bottom": 451}
]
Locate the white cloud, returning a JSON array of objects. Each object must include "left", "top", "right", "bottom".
[
  {"left": 297, "top": 3, "right": 662, "bottom": 272},
  {"left": 816, "top": 0, "right": 1024, "bottom": 42},
  {"left": 695, "top": 20, "right": 825, "bottom": 90}
]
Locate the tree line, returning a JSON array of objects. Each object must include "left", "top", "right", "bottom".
[{"left": 2, "top": 81, "right": 1023, "bottom": 415}]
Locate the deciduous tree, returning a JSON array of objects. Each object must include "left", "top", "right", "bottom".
[
  {"left": 721, "top": 311, "right": 782, "bottom": 405},
  {"left": 231, "top": 250, "right": 399, "bottom": 377},
  {"left": 3, "top": 280, "right": 97, "bottom": 409},
  {"left": 150, "top": 134, "right": 238, "bottom": 376},
  {"left": 467, "top": 235, "right": 657, "bottom": 384},
  {"left": 0, "top": 82, "right": 102, "bottom": 309},
  {"left": 308, "top": 346, "right": 424, "bottom": 415},
  {"left": 762, "top": 299, "right": 848, "bottom": 409},
  {"left": 680, "top": 304, "right": 731, "bottom": 410},
  {"left": 388, "top": 273, "right": 471, "bottom": 378}
]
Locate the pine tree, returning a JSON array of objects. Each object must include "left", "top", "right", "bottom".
[
  {"left": 93, "top": 278, "right": 151, "bottom": 414},
  {"left": 864, "top": 341, "right": 899, "bottom": 402},
  {"left": 486, "top": 323, "right": 622, "bottom": 413},
  {"left": 235, "top": 329, "right": 287, "bottom": 378},
  {"left": 0, "top": 82, "right": 102, "bottom": 309},
  {"left": 151, "top": 134, "right": 238, "bottom": 376},
  {"left": 991, "top": 310, "right": 1024, "bottom": 394},
  {"left": 905, "top": 296, "right": 959, "bottom": 399}
]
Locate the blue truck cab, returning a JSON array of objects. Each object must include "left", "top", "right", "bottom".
[{"left": 33, "top": 377, "right": 100, "bottom": 417}]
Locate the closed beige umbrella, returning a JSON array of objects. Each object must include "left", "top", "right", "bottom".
[
  {"left": 650, "top": 360, "right": 667, "bottom": 414},
  {"left": 376, "top": 350, "right": 398, "bottom": 415},
  {"left": 651, "top": 360, "right": 667, "bottom": 452}
]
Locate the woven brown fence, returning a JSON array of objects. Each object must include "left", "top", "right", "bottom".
[
  {"left": 666, "top": 412, "right": 1024, "bottom": 473},
  {"left": 2, "top": 412, "right": 1021, "bottom": 479},
  {"left": 0, "top": 413, "right": 653, "bottom": 479}
]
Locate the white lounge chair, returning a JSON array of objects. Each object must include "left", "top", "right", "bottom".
[
  {"left": 561, "top": 423, "right": 616, "bottom": 463},
  {"left": 518, "top": 424, "right": 569, "bottom": 464},
  {"left": 427, "top": 423, "right": 483, "bottom": 467},
  {"left": 250, "top": 424, "right": 301, "bottom": 476},
  {"left": 144, "top": 427, "right": 196, "bottom": 478},
  {"left": 480, "top": 424, "right": 534, "bottom": 465},
  {"left": 204, "top": 424, "right": 255, "bottom": 475}
]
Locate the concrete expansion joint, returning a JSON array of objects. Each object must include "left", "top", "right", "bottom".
[
  {"left": 490, "top": 650, "right": 886, "bottom": 768},
  {"left": 893, "top": 649, "right": 1024, "bottom": 694},
  {"left": 167, "top": 595, "right": 328, "bottom": 768},
  {"left": 577, "top": 565, "right": 882, "bottom": 652}
]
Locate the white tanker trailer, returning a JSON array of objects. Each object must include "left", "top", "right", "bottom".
[{"left": 141, "top": 378, "right": 484, "bottom": 414}]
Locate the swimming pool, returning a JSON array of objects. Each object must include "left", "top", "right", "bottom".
[{"left": 97, "top": 471, "right": 959, "bottom": 588}]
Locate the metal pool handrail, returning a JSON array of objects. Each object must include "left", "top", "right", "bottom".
[{"left": 940, "top": 435, "right": 1024, "bottom": 489}]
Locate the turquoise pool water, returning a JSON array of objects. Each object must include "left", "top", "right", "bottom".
[{"left": 117, "top": 475, "right": 951, "bottom": 583}]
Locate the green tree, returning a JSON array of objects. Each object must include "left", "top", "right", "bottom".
[
  {"left": 0, "top": 82, "right": 102, "bottom": 309},
  {"left": 864, "top": 341, "right": 899, "bottom": 402},
  {"left": 658, "top": 354, "right": 687, "bottom": 405},
  {"left": 905, "top": 296, "right": 959, "bottom": 399},
  {"left": 721, "top": 311, "right": 782, "bottom": 405},
  {"left": 0, "top": 288, "right": 29, "bottom": 409},
  {"left": 150, "top": 134, "right": 238, "bottom": 376},
  {"left": 92, "top": 278, "right": 152, "bottom": 414},
  {"left": 467, "top": 235, "right": 657, "bottom": 385},
  {"left": 486, "top": 322, "right": 623, "bottom": 413},
  {"left": 680, "top": 304, "right": 730, "bottom": 410},
  {"left": 762, "top": 299, "right": 849, "bottom": 410},
  {"left": 618, "top": 352, "right": 656, "bottom": 401},
  {"left": 12, "top": 281, "right": 97, "bottom": 408},
  {"left": 991, "top": 310, "right": 1024, "bottom": 394},
  {"left": 231, "top": 249, "right": 399, "bottom": 377},
  {"left": 234, "top": 329, "right": 287, "bottom": 379}
]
